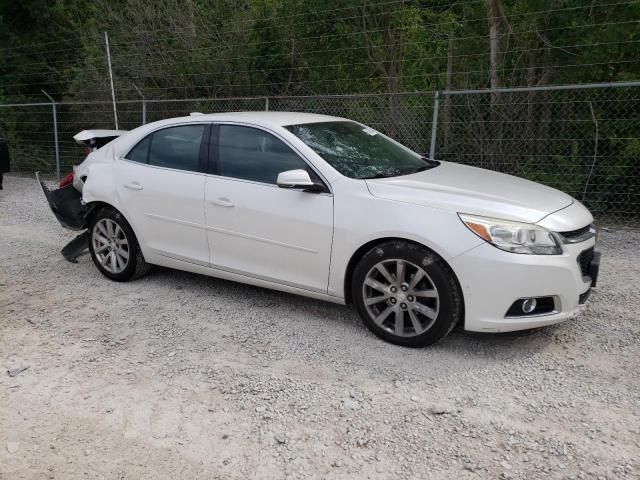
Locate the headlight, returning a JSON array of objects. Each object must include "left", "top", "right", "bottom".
[{"left": 458, "top": 214, "right": 562, "bottom": 255}]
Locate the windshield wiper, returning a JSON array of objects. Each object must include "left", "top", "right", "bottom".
[
  {"left": 360, "top": 157, "right": 440, "bottom": 179},
  {"left": 420, "top": 156, "right": 441, "bottom": 167},
  {"left": 403, "top": 166, "right": 430, "bottom": 175},
  {"left": 359, "top": 172, "right": 398, "bottom": 179},
  {"left": 396, "top": 162, "right": 440, "bottom": 177}
]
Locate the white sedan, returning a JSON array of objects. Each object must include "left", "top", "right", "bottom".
[{"left": 39, "top": 112, "right": 600, "bottom": 347}]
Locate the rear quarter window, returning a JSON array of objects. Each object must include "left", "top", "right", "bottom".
[
  {"left": 148, "top": 125, "right": 205, "bottom": 172},
  {"left": 125, "top": 135, "right": 151, "bottom": 163}
]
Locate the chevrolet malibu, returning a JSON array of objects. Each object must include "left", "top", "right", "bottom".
[{"left": 39, "top": 112, "right": 600, "bottom": 347}]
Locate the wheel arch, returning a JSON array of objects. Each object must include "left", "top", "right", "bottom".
[
  {"left": 84, "top": 200, "right": 146, "bottom": 253},
  {"left": 85, "top": 200, "right": 127, "bottom": 226},
  {"left": 343, "top": 237, "right": 463, "bottom": 311}
]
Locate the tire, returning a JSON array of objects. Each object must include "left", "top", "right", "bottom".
[
  {"left": 88, "top": 206, "right": 151, "bottom": 282},
  {"left": 352, "top": 240, "right": 463, "bottom": 347}
]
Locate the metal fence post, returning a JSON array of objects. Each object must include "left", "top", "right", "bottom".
[
  {"left": 104, "top": 31, "right": 119, "bottom": 129},
  {"left": 133, "top": 84, "right": 146, "bottom": 125},
  {"left": 429, "top": 90, "right": 440, "bottom": 160},
  {"left": 42, "top": 90, "right": 60, "bottom": 179},
  {"left": 265, "top": 96, "right": 269, "bottom": 111}
]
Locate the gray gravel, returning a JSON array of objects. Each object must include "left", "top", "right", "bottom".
[{"left": 1, "top": 174, "right": 639, "bottom": 479}]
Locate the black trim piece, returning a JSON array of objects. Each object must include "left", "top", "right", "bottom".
[
  {"left": 305, "top": 169, "right": 331, "bottom": 194},
  {"left": 588, "top": 251, "right": 601, "bottom": 288},
  {"left": 208, "top": 124, "right": 220, "bottom": 175},
  {"left": 61, "top": 231, "right": 90, "bottom": 263},
  {"left": 577, "top": 247, "right": 600, "bottom": 287},
  {"left": 145, "top": 133, "right": 153, "bottom": 164},
  {"left": 198, "top": 124, "right": 212, "bottom": 174},
  {"left": 579, "top": 288, "right": 592, "bottom": 304},
  {"left": 578, "top": 247, "right": 595, "bottom": 278}
]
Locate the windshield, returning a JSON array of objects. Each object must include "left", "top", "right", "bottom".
[{"left": 284, "top": 121, "right": 438, "bottom": 179}]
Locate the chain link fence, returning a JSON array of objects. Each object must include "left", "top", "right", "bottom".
[{"left": 1, "top": 82, "right": 638, "bottom": 228}]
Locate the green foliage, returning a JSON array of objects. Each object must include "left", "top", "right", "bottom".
[{"left": 0, "top": 0, "right": 638, "bottom": 222}]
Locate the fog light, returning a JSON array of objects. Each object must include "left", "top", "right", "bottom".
[
  {"left": 522, "top": 297, "right": 537, "bottom": 313},
  {"left": 505, "top": 296, "right": 557, "bottom": 318}
]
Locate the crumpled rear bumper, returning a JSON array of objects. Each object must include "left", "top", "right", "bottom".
[
  {"left": 37, "top": 173, "right": 89, "bottom": 230},
  {"left": 37, "top": 173, "right": 93, "bottom": 262}
]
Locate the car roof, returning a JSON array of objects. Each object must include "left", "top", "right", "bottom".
[{"left": 152, "top": 111, "right": 348, "bottom": 128}]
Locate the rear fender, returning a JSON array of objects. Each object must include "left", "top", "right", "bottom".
[{"left": 82, "top": 163, "right": 149, "bottom": 258}]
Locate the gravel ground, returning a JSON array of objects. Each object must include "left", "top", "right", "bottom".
[{"left": 1, "top": 174, "right": 639, "bottom": 480}]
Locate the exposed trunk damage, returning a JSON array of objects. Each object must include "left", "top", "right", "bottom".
[{"left": 73, "top": 129, "right": 127, "bottom": 151}]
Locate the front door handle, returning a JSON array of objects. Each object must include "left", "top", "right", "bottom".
[
  {"left": 124, "top": 182, "right": 143, "bottom": 191},
  {"left": 211, "top": 197, "right": 234, "bottom": 207}
]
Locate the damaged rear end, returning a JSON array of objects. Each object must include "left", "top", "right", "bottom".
[
  {"left": 38, "top": 129, "right": 126, "bottom": 261},
  {"left": 37, "top": 172, "right": 91, "bottom": 230}
]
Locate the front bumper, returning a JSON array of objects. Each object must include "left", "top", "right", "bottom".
[{"left": 450, "top": 238, "right": 599, "bottom": 332}]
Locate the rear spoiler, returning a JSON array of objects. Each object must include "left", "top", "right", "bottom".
[{"left": 73, "top": 129, "right": 127, "bottom": 151}]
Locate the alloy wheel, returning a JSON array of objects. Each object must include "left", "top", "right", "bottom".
[
  {"left": 362, "top": 259, "right": 440, "bottom": 337},
  {"left": 92, "top": 218, "right": 130, "bottom": 274}
]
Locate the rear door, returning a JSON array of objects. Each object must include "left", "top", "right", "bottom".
[
  {"left": 115, "top": 123, "right": 210, "bottom": 266},
  {"left": 204, "top": 124, "right": 334, "bottom": 293}
]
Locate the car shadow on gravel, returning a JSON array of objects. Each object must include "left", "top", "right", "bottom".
[
  {"left": 148, "top": 265, "right": 561, "bottom": 358},
  {"left": 439, "top": 317, "right": 577, "bottom": 365}
]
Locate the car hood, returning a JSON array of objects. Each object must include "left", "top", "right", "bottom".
[{"left": 365, "top": 161, "right": 574, "bottom": 224}]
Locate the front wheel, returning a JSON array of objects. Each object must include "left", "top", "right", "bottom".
[
  {"left": 352, "top": 241, "right": 463, "bottom": 347},
  {"left": 88, "top": 206, "right": 150, "bottom": 282}
]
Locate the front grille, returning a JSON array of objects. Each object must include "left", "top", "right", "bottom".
[
  {"left": 559, "top": 224, "right": 597, "bottom": 244},
  {"left": 578, "top": 247, "right": 595, "bottom": 277},
  {"left": 560, "top": 224, "right": 592, "bottom": 239}
]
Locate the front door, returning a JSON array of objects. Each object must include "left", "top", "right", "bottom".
[{"left": 205, "top": 124, "right": 333, "bottom": 293}]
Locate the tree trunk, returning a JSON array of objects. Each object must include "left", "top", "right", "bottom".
[
  {"left": 387, "top": 63, "right": 402, "bottom": 142},
  {"left": 484, "top": 0, "right": 504, "bottom": 170},
  {"left": 443, "top": 33, "right": 454, "bottom": 150},
  {"left": 485, "top": 0, "right": 501, "bottom": 93},
  {"left": 359, "top": 3, "right": 406, "bottom": 143}
]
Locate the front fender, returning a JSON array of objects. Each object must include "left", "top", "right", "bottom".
[{"left": 327, "top": 185, "right": 484, "bottom": 298}]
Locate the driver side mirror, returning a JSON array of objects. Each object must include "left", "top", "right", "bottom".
[{"left": 277, "top": 169, "right": 324, "bottom": 193}]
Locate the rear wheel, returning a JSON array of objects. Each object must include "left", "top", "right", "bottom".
[
  {"left": 88, "top": 207, "right": 150, "bottom": 281},
  {"left": 352, "top": 241, "right": 462, "bottom": 347}
]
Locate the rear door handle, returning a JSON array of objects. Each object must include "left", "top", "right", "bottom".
[
  {"left": 124, "top": 182, "right": 143, "bottom": 191},
  {"left": 211, "top": 197, "right": 234, "bottom": 207}
]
